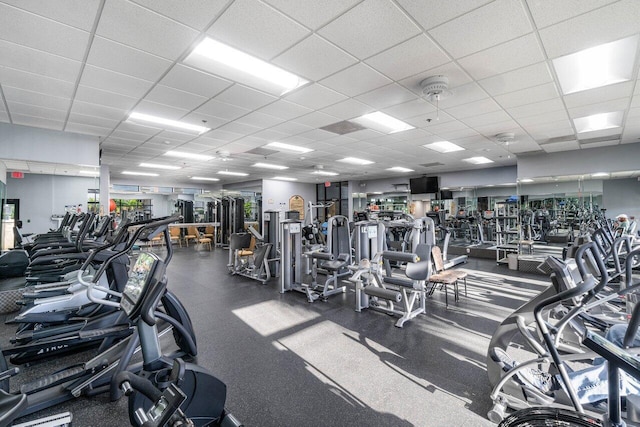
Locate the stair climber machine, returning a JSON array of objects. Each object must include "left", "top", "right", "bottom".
[
  {"left": 227, "top": 225, "right": 272, "bottom": 285},
  {"left": 280, "top": 219, "right": 350, "bottom": 303},
  {"left": 0, "top": 216, "right": 210, "bottom": 426}
]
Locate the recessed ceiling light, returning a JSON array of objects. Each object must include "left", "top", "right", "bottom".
[
  {"left": 463, "top": 156, "right": 494, "bottom": 165},
  {"left": 79, "top": 170, "right": 100, "bottom": 176},
  {"left": 218, "top": 171, "right": 249, "bottom": 176},
  {"left": 520, "top": 178, "right": 534, "bottom": 183},
  {"left": 273, "top": 176, "right": 297, "bottom": 181},
  {"left": 164, "top": 151, "right": 214, "bottom": 161},
  {"left": 139, "top": 162, "right": 182, "bottom": 170},
  {"left": 128, "top": 112, "right": 210, "bottom": 134},
  {"left": 122, "top": 171, "right": 159, "bottom": 177},
  {"left": 184, "top": 37, "right": 308, "bottom": 95},
  {"left": 191, "top": 176, "right": 220, "bottom": 181},
  {"left": 592, "top": 172, "right": 609, "bottom": 177},
  {"left": 337, "top": 157, "right": 374, "bottom": 166},
  {"left": 266, "top": 142, "right": 313, "bottom": 153},
  {"left": 386, "top": 167, "right": 414, "bottom": 173},
  {"left": 423, "top": 141, "right": 465, "bottom": 153},
  {"left": 352, "top": 111, "right": 415, "bottom": 134},
  {"left": 573, "top": 111, "right": 624, "bottom": 133},
  {"left": 553, "top": 35, "right": 639, "bottom": 95},
  {"left": 252, "top": 162, "right": 289, "bottom": 170},
  {"left": 311, "top": 170, "right": 339, "bottom": 176}
]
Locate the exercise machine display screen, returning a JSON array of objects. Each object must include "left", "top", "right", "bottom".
[{"left": 121, "top": 252, "right": 159, "bottom": 316}]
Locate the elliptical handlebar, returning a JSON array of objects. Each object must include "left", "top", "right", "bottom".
[{"left": 573, "top": 241, "right": 609, "bottom": 295}]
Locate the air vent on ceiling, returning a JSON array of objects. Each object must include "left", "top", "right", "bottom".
[
  {"left": 244, "top": 147, "right": 279, "bottom": 156},
  {"left": 420, "top": 162, "right": 444, "bottom": 168},
  {"left": 320, "top": 120, "right": 367, "bottom": 135},
  {"left": 537, "top": 135, "right": 576, "bottom": 145}
]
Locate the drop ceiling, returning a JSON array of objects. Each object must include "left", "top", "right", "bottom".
[{"left": 0, "top": 0, "right": 639, "bottom": 185}]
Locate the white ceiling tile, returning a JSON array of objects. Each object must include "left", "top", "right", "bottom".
[
  {"left": 517, "top": 111, "right": 570, "bottom": 127},
  {"left": 65, "top": 121, "right": 113, "bottom": 137},
  {"left": 263, "top": 0, "right": 360, "bottom": 30},
  {"left": 216, "top": 121, "right": 261, "bottom": 136},
  {"left": 11, "top": 114, "right": 64, "bottom": 131},
  {"left": 144, "top": 85, "right": 208, "bottom": 111},
  {"left": 445, "top": 98, "right": 502, "bottom": 119},
  {"left": 526, "top": 0, "right": 618, "bottom": 28},
  {"left": 296, "top": 129, "right": 334, "bottom": 141},
  {"left": 79, "top": 65, "right": 154, "bottom": 98},
  {"left": 71, "top": 100, "right": 128, "bottom": 121},
  {"left": 284, "top": 84, "right": 348, "bottom": 110},
  {"left": 524, "top": 120, "right": 574, "bottom": 141},
  {"left": 437, "top": 82, "right": 488, "bottom": 109},
  {"left": 214, "top": 85, "right": 277, "bottom": 111},
  {"left": 382, "top": 99, "right": 436, "bottom": 120},
  {"left": 567, "top": 97, "right": 630, "bottom": 119},
  {"left": 320, "top": 63, "right": 392, "bottom": 97},
  {"left": 75, "top": 85, "right": 139, "bottom": 111},
  {"left": 321, "top": 99, "right": 376, "bottom": 120},
  {"left": 471, "top": 119, "right": 521, "bottom": 136},
  {"left": 207, "top": 0, "right": 309, "bottom": 60},
  {"left": 154, "top": 130, "right": 198, "bottom": 142},
  {"left": 180, "top": 112, "right": 228, "bottom": 130},
  {"left": 563, "top": 81, "right": 635, "bottom": 109},
  {"left": 97, "top": 0, "right": 199, "bottom": 60},
  {"left": 2, "top": 0, "right": 101, "bottom": 31},
  {"left": 7, "top": 101, "right": 67, "bottom": 121},
  {"left": 355, "top": 84, "right": 418, "bottom": 110},
  {"left": 365, "top": 34, "right": 450, "bottom": 81},
  {"left": 0, "top": 3, "right": 90, "bottom": 61},
  {"left": 0, "top": 40, "right": 81, "bottom": 82},
  {"left": 0, "top": 67, "right": 75, "bottom": 98},
  {"left": 134, "top": 100, "right": 190, "bottom": 120},
  {"left": 541, "top": 140, "right": 580, "bottom": 153},
  {"left": 292, "top": 111, "right": 340, "bottom": 128},
  {"left": 257, "top": 99, "right": 313, "bottom": 121},
  {"left": 205, "top": 128, "right": 243, "bottom": 142},
  {"left": 236, "top": 111, "right": 286, "bottom": 129},
  {"left": 130, "top": 0, "right": 226, "bottom": 31},
  {"left": 116, "top": 122, "right": 161, "bottom": 136},
  {"left": 319, "top": 0, "right": 421, "bottom": 60},
  {"left": 458, "top": 33, "right": 544, "bottom": 80},
  {"left": 87, "top": 36, "right": 172, "bottom": 82},
  {"left": 196, "top": 99, "right": 251, "bottom": 121},
  {"left": 160, "top": 65, "right": 232, "bottom": 98},
  {"left": 507, "top": 98, "right": 566, "bottom": 119},
  {"left": 539, "top": 0, "right": 640, "bottom": 58},
  {"left": 494, "top": 82, "right": 559, "bottom": 109},
  {"left": 3, "top": 86, "right": 71, "bottom": 111},
  {"left": 428, "top": 0, "right": 532, "bottom": 59},
  {"left": 398, "top": 62, "right": 474, "bottom": 97},
  {"left": 268, "top": 121, "right": 313, "bottom": 136},
  {"left": 110, "top": 130, "right": 153, "bottom": 142},
  {"left": 397, "top": 0, "right": 493, "bottom": 30},
  {"left": 478, "top": 62, "right": 554, "bottom": 96},
  {"left": 273, "top": 35, "right": 357, "bottom": 82},
  {"left": 67, "top": 112, "right": 120, "bottom": 129}
]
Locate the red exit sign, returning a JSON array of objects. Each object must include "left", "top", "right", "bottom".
[{"left": 11, "top": 171, "right": 24, "bottom": 179}]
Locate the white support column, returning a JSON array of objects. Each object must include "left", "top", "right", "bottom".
[{"left": 100, "top": 164, "right": 110, "bottom": 215}]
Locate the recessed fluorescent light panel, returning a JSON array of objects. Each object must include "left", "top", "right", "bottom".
[
  {"left": 352, "top": 111, "right": 414, "bottom": 134},
  {"left": 252, "top": 162, "right": 289, "bottom": 170},
  {"left": 79, "top": 170, "right": 100, "bottom": 176},
  {"left": 266, "top": 142, "right": 313, "bottom": 153},
  {"left": 164, "top": 151, "right": 214, "bottom": 161},
  {"left": 337, "top": 157, "right": 374, "bottom": 166},
  {"left": 122, "top": 171, "right": 159, "bottom": 177},
  {"left": 463, "top": 156, "right": 494, "bottom": 165},
  {"left": 184, "top": 37, "right": 308, "bottom": 95},
  {"left": 218, "top": 171, "right": 249, "bottom": 176},
  {"left": 573, "top": 111, "right": 624, "bottom": 133},
  {"left": 139, "top": 163, "right": 181, "bottom": 170},
  {"left": 386, "top": 167, "right": 414, "bottom": 173},
  {"left": 273, "top": 176, "right": 297, "bottom": 181},
  {"left": 191, "top": 176, "right": 220, "bottom": 181},
  {"left": 553, "top": 35, "right": 638, "bottom": 95},
  {"left": 423, "top": 141, "right": 465, "bottom": 153},
  {"left": 311, "top": 170, "right": 339, "bottom": 176},
  {"left": 128, "top": 112, "right": 210, "bottom": 134}
]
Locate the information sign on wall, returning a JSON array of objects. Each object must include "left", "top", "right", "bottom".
[{"left": 289, "top": 195, "right": 304, "bottom": 219}]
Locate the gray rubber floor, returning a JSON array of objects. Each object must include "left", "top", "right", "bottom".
[{"left": 1, "top": 246, "right": 552, "bottom": 426}]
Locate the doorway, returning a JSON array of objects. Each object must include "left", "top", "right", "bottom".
[{"left": 1, "top": 199, "right": 20, "bottom": 250}]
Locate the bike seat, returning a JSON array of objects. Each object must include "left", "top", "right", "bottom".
[{"left": 0, "top": 389, "right": 27, "bottom": 426}]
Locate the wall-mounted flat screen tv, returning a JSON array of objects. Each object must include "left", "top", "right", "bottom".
[{"left": 409, "top": 177, "right": 439, "bottom": 194}]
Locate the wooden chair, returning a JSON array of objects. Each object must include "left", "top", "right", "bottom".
[
  {"left": 427, "top": 246, "right": 467, "bottom": 308},
  {"left": 197, "top": 234, "right": 212, "bottom": 251},
  {"left": 169, "top": 226, "right": 182, "bottom": 247},
  {"left": 203, "top": 225, "right": 214, "bottom": 240},
  {"left": 184, "top": 226, "right": 199, "bottom": 247}
]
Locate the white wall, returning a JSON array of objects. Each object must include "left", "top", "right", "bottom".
[
  {"left": 441, "top": 166, "right": 517, "bottom": 188},
  {"left": 0, "top": 123, "right": 98, "bottom": 166},
  {"left": 0, "top": 162, "right": 6, "bottom": 185},
  {"left": 602, "top": 178, "right": 640, "bottom": 220},
  {"left": 262, "top": 179, "right": 316, "bottom": 221},
  {"left": 6, "top": 173, "right": 97, "bottom": 234}
]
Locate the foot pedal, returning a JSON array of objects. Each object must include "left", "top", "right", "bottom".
[{"left": 20, "top": 364, "right": 87, "bottom": 394}]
